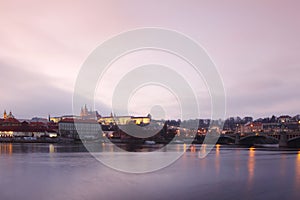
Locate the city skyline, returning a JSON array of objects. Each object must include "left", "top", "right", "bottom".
[
  {"left": 1, "top": 2, "right": 300, "bottom": 199},
  {"left": 1, "top": 107, "right": 299, "bottom": 123},
  {"left": 1, "top": 0, "right": 299, "bottom": 119}
]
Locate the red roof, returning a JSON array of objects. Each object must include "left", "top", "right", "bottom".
[
  {"left": 2, "top": 118, "right": 20, "bottom": 124},
  {"left": 0, "top": 119, "right": 56, "bottom": 132},
  {"left": 30, "top": 122, "right": 46, "bottom": 126},
  {"left": 0, "top": 125, "right": 47, "bottom": 132}
]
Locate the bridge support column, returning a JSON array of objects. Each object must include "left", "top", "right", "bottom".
[
  {"left": 279, "top": 132, "right": 288, "bottom": 147},
  {"left": 235, "top": 133, "right": 240, "bottom": 145}
]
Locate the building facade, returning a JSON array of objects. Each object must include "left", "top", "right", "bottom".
[
  {"left": 241, "top": 122, "right": 263, "bottom": 134},
  {"left": 0, "top": 111, "right": 57, "bottom": 138},
  {"left": 98, "top": 113, "right": 151, "bottom": 126},
  {"left": 58, "top": 118, "right": 101, "bottom": 139}
]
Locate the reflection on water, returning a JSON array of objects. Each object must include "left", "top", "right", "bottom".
[
  {"left": 280, "top": 153, "right": 287, "bottom": 177},
  {"left": 215, "top": 144, "right": 220, "bottom": 176},
  {"left": 295, "top": 151, "right": 300, "bottom": 194},
  {"left": 199, "top": 144, "right": 207, "bottom": 157},
  {"left": 234, "top": 149, "right": 241, "bottom": 173},
  {"left": 0, "top": 143, "right": 300, "bottom": 200},
  {"left": 248, "top": 147, "right": 255, "bottom": 187},
  {"left": 49, "top": 144, "right": 55, "bottom": 153},
  {"left": 0, "top": 143, "right": 13, "bottom": 155},
  {"left": 190, "top": 144, "right": 196, "bottom": 153}
]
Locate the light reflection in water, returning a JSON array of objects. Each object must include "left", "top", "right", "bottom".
[
  {"left": 0, "top": 143, "right": 300, "bottom": 199},
  {"left": 199, "top": 144, "right": 207, "bottom": 158},
  {"left": 197, "top": 144, "right": 207, "bottom": 169},
  {"left": 215, "top": 144, "right": 220, "bottom": 175},
  {"left": 183, "top": 143, "right": 187, "bottom": 152},
  {"left": 176, "top": 143, "right": 181, "bottom": 152},
  {"left": 190, "top": 144, "right": 196, "bottom": 153},
  {"left": 248, "top": 147, "right": 255, "bottom": 187},
  {"left": 234, "top": 149, "right": 241, "bottom": 175},
  {"left": 49, "top": 144, "right": 55, "bottom": 153},
  {"left": 101, "top": 143, "right": 115, "bottom": 152},
  {"left": 280, "top": 154, "right": 287, "bottom": 177},
  {"left": 295, "top": 151, "right": 300, "bottom": 192},
  {"left": 0, "top": 143, "right": 13, "bottom": 155}
]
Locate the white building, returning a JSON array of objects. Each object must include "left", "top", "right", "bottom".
[{"left": 58, "top": 118, "right": 101, "bottom": 140}]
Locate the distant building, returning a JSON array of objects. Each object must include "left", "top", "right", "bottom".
[
  {"left": 58, "top": 118, "right": 101, "bottom": 139},
  {"left": 278, "top": 115, "right": 292, "bottom": 123},
  {"left": 3, "top": 110, "right": 14, "bottom": 120},
  {"left": 30, "top": 117, "right": 48, "bottom": 123},
  {"left": 99, "top": 114, "right": 131, "bottom": 125},
  {"left": 243, "top": 116, "right": 253, "bottom": 123},
  {"left": 80, "top": 105, "right": 101, "bottom": 120},
  {"left": 49, "top": 115, "right": 81, "bottom": 123},
  {"left": 132, "top": 116, "right": 151, "bottom": 125},
  {"left": 241, "top": 122, "right": 263, "bottom": 134},
  {"left": 262, "top": 122, "right": 280, "bottom": 133},
  {"left": 0, "top": 110, "right": 57, "bottom": 138},
  {"left": 0, "top": 111, "right": 58, "bottom": 137},
  {"left": 49, "top": 116, "right": 61, "bottom": 123},
  {"left": 52, "top": 105, "right": 143, "bottom": 125},
  {"left": 98, "top": 113, "right": 151, "bottom": 126}
]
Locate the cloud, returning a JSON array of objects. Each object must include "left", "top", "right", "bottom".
[
  {"left": 0, "top": 0, "right": 299, "bottom": 119},
  {"left": 0, "top": 61, "right": 73, "bottom": 118}
]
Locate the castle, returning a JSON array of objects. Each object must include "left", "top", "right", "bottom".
[
  {"left": 80, "top": 105, "right": 101, "bottom": 120},
  {"left": 80, "top": 105, "right": 151, "bottom": 125}
]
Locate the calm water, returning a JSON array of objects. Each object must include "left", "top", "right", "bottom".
[{"left": 0, "top": 143, "right": 300, "bottom": 200}]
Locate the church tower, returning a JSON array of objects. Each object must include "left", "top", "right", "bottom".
[
  {"left": 3, "top": 110, "right": 7, "bottom": 119},
  {"left": 80, "top": 104, "right": 89, "bottom": 118}
]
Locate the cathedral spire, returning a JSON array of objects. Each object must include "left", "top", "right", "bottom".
[{"left": 3, "top": 110, "right": 7, "bottom": 119}]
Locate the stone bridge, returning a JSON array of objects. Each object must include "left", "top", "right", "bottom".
[{"left": 219, "top": 132, "right": 300, "bottom": 147}]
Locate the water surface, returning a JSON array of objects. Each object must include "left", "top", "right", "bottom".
[{"left": 0, "top": 143, "right": 299, "bottom": 200}]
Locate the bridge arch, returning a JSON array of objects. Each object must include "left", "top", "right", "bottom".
[
  {"left": 217, "top": 135, "right": 235, "bottom": 144},
  {"left": 288, "top": 136, "right": 300, "bottom": 148},
  {"left": 239, "top": 135, "right": 278, "bottom": 145}
]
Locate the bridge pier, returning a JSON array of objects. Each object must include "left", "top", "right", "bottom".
[
  {"left": 235, "top": 133, "right": 240, "bottom": 145},
  {"left": 279, "top": 132, "right": 288, "bottom": 147}
]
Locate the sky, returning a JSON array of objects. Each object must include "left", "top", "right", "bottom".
[{"left": 0, "top": 0, "right": 299, "bottom": 120}]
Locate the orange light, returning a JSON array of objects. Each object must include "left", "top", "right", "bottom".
[{"left": 216, "top": 144, "right": 220, "bottom": 153}]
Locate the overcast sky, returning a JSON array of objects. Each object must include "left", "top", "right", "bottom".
[{"left": 0, "top": 0, "right": 299, "bottom": 119}]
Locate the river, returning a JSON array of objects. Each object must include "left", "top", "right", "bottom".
[{"left": 0, "top": 143, "right": 299, "bottom": 200}]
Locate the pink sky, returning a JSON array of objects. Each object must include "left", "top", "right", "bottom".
[{"left": 0, "top": 0, "right": 299, "bottom": 119}]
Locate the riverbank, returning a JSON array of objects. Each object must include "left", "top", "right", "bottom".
[{"left": 1, "top": 136, "right": 300, "bottom": 148}]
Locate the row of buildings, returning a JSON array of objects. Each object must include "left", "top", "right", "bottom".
[
  {"left": 223, "top": 115, "right": 300, "bottom": 134},
  {"left": 0, "top": 106, "right": 152, "bottom": 140},
  {"left": 166, "top": 115, "right": 300, "bottom": 137},
  {"left": 1, "top": 106, "right": 300, "bottom": 140},
  {"left": 0, "top": 110, "right": 58, "bottom": 138},
  {"left": 57, "top": 106, "right": 151, "bottom": 140}
]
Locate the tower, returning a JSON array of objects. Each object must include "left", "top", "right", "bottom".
[
  {"left": 3, "top": 110, "right": 7, "bottom": 119},
  {"left": 80, "top": 104, "right": 89, "bottom": 118},
  {"left": 84, "top": 104, "right": 88, "bottom": 115},
  {"left": 7, "top": 111, "right": 14, "bottom": 119},
  {"left": 80, "top": 107, "right": 84, "bottom": 117}
]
